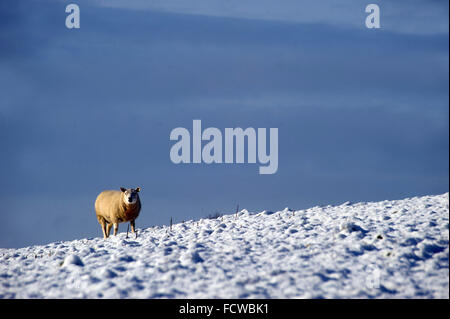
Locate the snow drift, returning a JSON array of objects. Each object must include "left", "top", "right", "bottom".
[{"left": 0, "top": 193, "right": 448, "bottom": 298}]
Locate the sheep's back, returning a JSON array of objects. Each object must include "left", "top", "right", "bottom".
[{"left": 95, "top": 190, "right": 122, "bottom": 220}]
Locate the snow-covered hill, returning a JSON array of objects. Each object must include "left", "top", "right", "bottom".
[{"left": 1, "top": 193, "right": 448, "bottom": 298}]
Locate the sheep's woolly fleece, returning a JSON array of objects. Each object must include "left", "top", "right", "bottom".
[{"left": 0, "top": 193, "right": 448, "bottom": 298}]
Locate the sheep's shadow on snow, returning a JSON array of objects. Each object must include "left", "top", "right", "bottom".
[{"left": 121, "top": 240, "right": 141, "bottom": 247}]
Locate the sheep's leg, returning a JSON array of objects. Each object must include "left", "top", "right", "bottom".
[
  {"left": 113, "top": 223, "right": 119, "bottom": 236},
  {"left": 106, "top": 223, "right": 112, "bottom": 238},
  {"left": 97, "top": 216, "right": 108, "bottom": 238},
  {"left": 101, "top": 221, "right": 108, "bottom": 239},
  {"left": 130, "top": 220, "right": 137, "bottom": 238}
]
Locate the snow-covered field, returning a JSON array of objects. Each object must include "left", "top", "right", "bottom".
[{"left": 1, "top": 193, "right": 448, "bottom": 299}]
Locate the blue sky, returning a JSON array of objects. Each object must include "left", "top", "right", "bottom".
[{"left": 0, "top": 0, "right": 448, "bottom": 248}]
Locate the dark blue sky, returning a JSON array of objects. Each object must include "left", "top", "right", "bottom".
[{"left": 0, "top": 0, "right": 448, "bottom": 248}]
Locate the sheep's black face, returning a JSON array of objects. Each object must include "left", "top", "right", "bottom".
[{"left": 120, "top": 187, "right": 140, "bottom": 205}]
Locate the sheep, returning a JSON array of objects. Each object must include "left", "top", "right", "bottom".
[{"left": 95, "top": 187, "right": 141, "bottom": 238}]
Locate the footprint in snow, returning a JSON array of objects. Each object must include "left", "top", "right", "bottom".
[
  {"left": 340, "top": 222, "right": 368, "bottom": 235},
  {"left": 97, "top": 268, "right": 117, "bottom": 279},
  {"left": 180, "top": 250, "right": 204, "bottom": 265}
]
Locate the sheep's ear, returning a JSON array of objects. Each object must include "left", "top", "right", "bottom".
[
  {"left": 135, "top": 187, "right": 141, "bottom": 192},
  {"left": 120, "top": 187, "right": 126, "bottom": 192}
]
